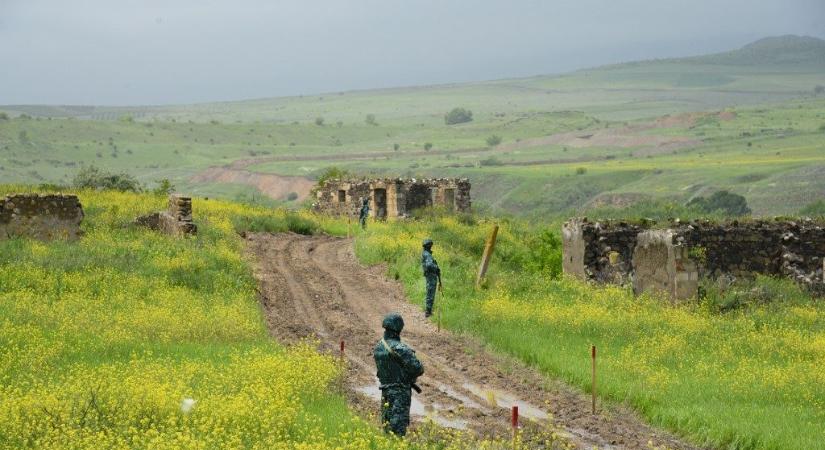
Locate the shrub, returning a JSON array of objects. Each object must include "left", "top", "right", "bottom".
[
  {"left": 575, "top": 167, "right": 587, "bottom": 175},
  {"left": 0, "top": 112, "right": 9, "bottom": 120},
  {"left": 365, "top": 114, "right": 377, "bottom": 126},
  {"left": 314, "top": 116, "right": 324, "bottom": 126},
  {"left": 687, "top": 190, "right": 751, "bottom": 216},
  {"left": 424, "top": 142, "right": 433, "bottom": 151},
  {"left": 485, "top": 135, "right": 502, "bottom": 147},
  {"left": 286, "top": 192, "right": 299, "bottom": 201},
  {"left": 316, "top": 166, "right": 352, "bottom": 184},
  {"left": 815, "top": 85, "right": 825, "bottom": 95},
  {"left": 393, "top": 143, "right": 400, "bottom": 151},
  {"left": 72, "top": 165, "right": 142, "bottom": 192},
  {"left": 18, "top": 130, "right": 29, "bottom": 144},
  {"left": 444, "top": 107, "right": 473, "bottom": 125},
  {"left": 152, "top": 179, "right": 175, "bottom": 196},
  {"left": 479, "top": 157, "right": 503, "bottom": 166}
]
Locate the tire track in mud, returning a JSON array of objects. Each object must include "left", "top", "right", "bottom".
[{"left": 246, "top": 232, "right": 700, "bottom": 449}]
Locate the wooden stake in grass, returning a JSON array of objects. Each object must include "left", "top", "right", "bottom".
[
  {"left": 591, "top": 345, "right": 597, "bottom": 414},
  {"left": 340, "top": 340, "right": 345, "bottom": 363},
  {"left": 476, "top": 224, "right": 499, "bottom": 288}
]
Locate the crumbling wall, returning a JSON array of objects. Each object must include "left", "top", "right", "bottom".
[
  {"left": 561, "top": 218, "right": 648, "bottom": 283},
  {"left": 633, "top": 230, "right": 699, "bottom": 301},
  {"left": 561, "top": 217, "right": 825, "bottom": 298},
  {"left": 135, "top": 194, "right": 197, "bottom": 236},
  {"left": 0, "top": 193, "right": 84, "bottom": 241},
  {"left": 313, "top": 177, "right": 471, "bottom": 219}
]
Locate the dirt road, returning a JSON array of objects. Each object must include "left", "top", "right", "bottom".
[{"left": 246, "top": 233, "right": 699, "bottom": 449}]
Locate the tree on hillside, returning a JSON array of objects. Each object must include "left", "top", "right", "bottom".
[
  {"left": 687, "top": 190, "right": 751, "bottom": 216},
  {"left": 445, "top": 107, "right": 473, "bottom": 125},
  {"left": 486, "top": 135, "right": 502, "bottom": 147},
  {"left": 365, "top": 114, "right": 377, "bottom": 126},
  {"left": 0, "top": 112, "right": 9, "bottom": 120},
  {"left": 316, "top": 166, "right": 352, "bottom": 184},
  {"left": 315, "top": 116, "right": 325, "bottom": 126},
  {"left": 815, "top": 85, "right": 825, "bottom": 95},
  {"left": 73, "top": 165, "right": 142, "bottom": 192}
]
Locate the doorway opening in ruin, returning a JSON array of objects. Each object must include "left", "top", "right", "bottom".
[
  {"left": 444, "top": 188, "right": 455, "bottom": 211},
  {"left": 373, "top": 188, "right": 387, "bottom": 219},
  {"left": 337, "top": 190, "right": 346, "bottom": 203}
]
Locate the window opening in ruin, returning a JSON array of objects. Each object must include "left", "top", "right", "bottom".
[
  {"left": 444, "top": 188, "right": 455, "bottom": 211},
  {"left": 373, "top": 188, "right": 388, "bottom": 220},
  {"left": 337, "top": 190, "right": 346, "bottom": 203}
]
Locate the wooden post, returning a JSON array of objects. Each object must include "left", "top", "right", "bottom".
[
  {"left": 511, "top": 405, "right": 519, "bottom": 448},
  {"left": 347, "top": 217, "right": 351, "bottom": 238},
  {"left": 340, "top": 340, "right": 345, "bottom": 362},
  {"left": 476, "top": 224, "right": 499, "bottom": 288},
  {"left": 591, "top": 345, "right": 597, "bottom": 414}
]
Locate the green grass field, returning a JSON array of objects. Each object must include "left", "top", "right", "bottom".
[
  {"left": 354, "top": 214, "right": 825, "bottom": 450},
  {"left": 3, "top": 36, "right": 825, "bottom": 218}
]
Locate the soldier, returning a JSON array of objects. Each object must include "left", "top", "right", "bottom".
[
  {"left": 374, "top": 313, "right": 424, "bottom": 437},
  {"left": 421, "top": 238, "right": 441, "bottom": 318},
  {"left": 359, "top": 197, "right": 370, "bottom": 230}
]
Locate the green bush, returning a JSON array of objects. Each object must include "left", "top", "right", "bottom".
[
  {"left": 316, "top": 166, "right": 352, "bottom": 184},
  {"left": 444, "top": 107, "right": 473, "bottom": 125},
  {"left": 72, "top": 165, "right": 142, "bottom": 192},
  {"left": 424, "top": 142, "right": 433, "bottom": 151},
  {"left": 575, "top": 167, "right": 587, "bottom": 175},
  {"left": 315, "top": 116, "right": 325, "bottom": 126},
  {"left": 485, "top": 135, "right": 502, "bottom": 147},
  {"left": 687, "top": 190, "right": 751, "bottom": 216},
  {"left": 365, "top": 114, "right": 377, "bottom": 126},
  {"left": 152, "top": 179, "right": 175, "bottom": 196}
]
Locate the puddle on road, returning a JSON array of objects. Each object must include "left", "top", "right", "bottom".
[
  {"left": 462, "top": 383, "right": 549, "bottom": 421},
  {"left": 357, "top": 385, "right": 468, "bottom": 430}
]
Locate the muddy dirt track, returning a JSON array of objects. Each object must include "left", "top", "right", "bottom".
[{"left": 246, "top": 233, "right": 700, "bottom": 449}]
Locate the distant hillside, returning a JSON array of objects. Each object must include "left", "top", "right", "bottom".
[{"left": 680, "top": 35, "right": 825, "bottom": 67}]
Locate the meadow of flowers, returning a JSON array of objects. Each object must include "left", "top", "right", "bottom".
[
  {"left": 0, "top": 188, "right": 550, "bottom": 450},
  {"left": 355, "top": 213, "right": 825, "bottom": 450}
]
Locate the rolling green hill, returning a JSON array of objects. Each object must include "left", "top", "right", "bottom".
[{"left": 2, "top": 36, "right": 824, "bottom": 218}]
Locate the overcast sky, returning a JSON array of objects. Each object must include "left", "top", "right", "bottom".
[{"left": 1, "top": 0, "right": 823, "bottom": 106}]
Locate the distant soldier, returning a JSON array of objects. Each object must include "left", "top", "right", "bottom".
[
  {"left": 421, "top": 238, "right": 441, "bottom": 318},
  {"left": 359, "top": 197, "right": 370, "bottom": 230},
  {"left": 374, "top": 313, "right": 424, "bottom": 437}
]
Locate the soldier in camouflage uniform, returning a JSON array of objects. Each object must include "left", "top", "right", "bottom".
[
  {"left": 373, "top": 313, "right": 424, "bottom": 437},
  {"left": 358, "top": 197, "right": 370, "bottom": 230},
  {"left": 421, "top": 238, "right": 441, "bottom": 317}
]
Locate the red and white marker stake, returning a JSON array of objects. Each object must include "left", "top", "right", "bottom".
[{"left": 511, "top": 405, "right": 519, "bottom": 448}]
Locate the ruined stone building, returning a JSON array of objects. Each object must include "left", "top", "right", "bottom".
[
  {"left": 563, "top": 217, "right": 825, "bottom": 300},
  {"left": 135, "top": 194, "right": 197, "bottom": 236},
  {"left": 313, "top": 178, "right": 471, "bottom": 219},
  {"left": 0, "top": 193, "right": 84, "bottom": 241}
]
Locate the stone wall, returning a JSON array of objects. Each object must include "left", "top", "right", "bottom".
[
  {"left": 313, "top": 177, "right": 471, "bottom": 219},
  {"left": 562, "top": 218, "right": 825, "bottom": 299},
  {"left": 561, "top": 218, "right": 647, "bottom": 283},
  {"left": 632, "top": 230, "right": 699, "bottom": 301},
  {"left": 135, "top": 194, "right": 197, "bottom": 236},
  {"left": 0, "top": 193, "right": 84, "bottom": 241}
]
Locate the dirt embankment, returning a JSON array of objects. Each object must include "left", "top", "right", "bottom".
[
  {"left": 246, "top": 233, "right": 700, "bottom": 449},
  {"left": 189, "top": 167, "right": 316, "bottom": 201}
]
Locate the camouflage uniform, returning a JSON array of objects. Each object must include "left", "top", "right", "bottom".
[
  {"left": 358, "top": 198, "right": 370, "bottom": 230},
  {"left": 373, "top": 313, "right": 424, "bottom": 437},
  {"left": 421, "top": 239, "right": 440, "bottom": 317}
]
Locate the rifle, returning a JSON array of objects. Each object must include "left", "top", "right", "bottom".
[{"left": 381, "top": 338, "right": 423, "bottom": 394}]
